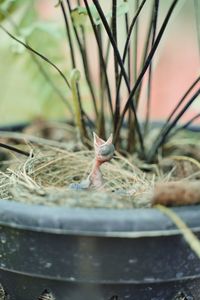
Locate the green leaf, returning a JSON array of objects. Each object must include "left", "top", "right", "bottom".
[
  {"left": 106, "top": 2, "right": 129, "bottom": 19},
  {"left": 54, "top": 0, "right": 61, "bottom": 8},
  {"left": 0, "top": 0, "right": 15, "bottom": 12},
  {"left": 20, "top": 21, "right": 62, "bottom": 39},
  {"left": 0, "top": 0, "right": 16, "bottom": 21},
  {"left": 71, "top": 2, "right": 129, "bottom": 27},
  {"left": 71, "top": 7, "right": 88, "bottom": 27},
  {"left": 71, "top": 4, "right": 102, "bottom": 26}
]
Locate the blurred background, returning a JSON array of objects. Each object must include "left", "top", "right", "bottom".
[{"left": 0, "top": 0, "right": 199, "bottom": 126}]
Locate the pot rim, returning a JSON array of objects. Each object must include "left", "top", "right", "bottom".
[{"left": 0, "top": 199, "right": 199, "bottom": 237}]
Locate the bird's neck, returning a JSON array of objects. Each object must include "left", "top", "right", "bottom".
[{"left": 88, "top": 159, "right": 103, "bottom": 188}]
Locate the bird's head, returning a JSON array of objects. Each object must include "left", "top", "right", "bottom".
[{"left": 93, "top": 132, "right": 115, "bottom": 163}]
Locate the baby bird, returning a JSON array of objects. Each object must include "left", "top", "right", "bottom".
[{"left": 70, "top": 132, "right": 115, "bottom": 190}]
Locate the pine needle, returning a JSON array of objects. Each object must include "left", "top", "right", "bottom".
[{"left": 156, "top": 204, "right": 200, "bottom": 259}]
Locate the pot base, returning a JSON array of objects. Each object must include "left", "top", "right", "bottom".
[{"left": 0, "top": 269, "right": 198, "bottom": 300}]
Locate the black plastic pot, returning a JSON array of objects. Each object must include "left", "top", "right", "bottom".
[{"left": 0, "top": 200, "right": 200, "bottom": 300}]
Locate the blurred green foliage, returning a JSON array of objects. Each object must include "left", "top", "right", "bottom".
[{"left": 0, "top": 0, "right": 71, "bottom": 125}]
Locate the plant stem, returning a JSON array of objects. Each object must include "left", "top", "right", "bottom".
[
  {"left": 92, "top": 0, "right": 129, "bottom": 90},
  {"left": 168, "top": 113, "right": 200, "bottom": 139},
  {"left": 159, "top": 76, "right": 200, "bottom": 136},
  {"left": 92, "top": 1, "right": 144, "bottom": 154},
  {"left": 60, "top": 0, "right": 76, "bottom": 68},
  {"left": 60, "top": 1, "right": 93, "bottom": 124},
  {"left": 115, "top": 0, "right": 179, "bottom": 144},
  {"left": 97, "top": 26, "right": 106, "bottom": 138},
  {"left": 125, "top": 10, "right": 131, "bottom": 83},
  {"left": 65, "top": 0, "right": 98, "bottom": 118},
  {"left": 179, "top": 113, "right": 200, "bottom": 130},
  {"left": 135, "top": 0, "right": 155, "bottom": 108},
  {"left": 83, "top": 0, "right": 113, "bottom": 120},
  {"left": 115, "top": 0, "right": 147, "bottom": 94},
  {"left": 105, "top": 32, "right": 111, "bottom": 70},
  {"left": 147, "top": 87, "right": 200, "bottom": 162},
  {"left": 70, "top": 69, "right": 88, "bottom": 143},
  {"left": 133, "top": 0, "right": 139, "bottom": 84},
  {"left": 112, "top": 0, "right": 120, "bottom": 114},
  {"left": 125, "top": 3, "right": 133, "bottom": 152},
  {"left": 126, "top": 0, "right": 138, "bottom": 152},
  {"left": 144, "top": 0, "right": 159, "bottom": 134},
  {"left": 114, "top": 0, "right": 147, "bottom": 153}
]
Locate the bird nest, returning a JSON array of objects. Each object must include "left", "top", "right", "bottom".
[
  {"left": 1, "top": 126, "right": 200, "bottom": 209},
  {"left": 0, "top": 145, "right": 154, "bottom": 209}
]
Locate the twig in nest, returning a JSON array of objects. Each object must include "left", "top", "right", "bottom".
[
  {"left": 153, "top": 181, "right": 200, "bottom": 206},
  {"left": 0, "top": 142, "right": 31, "bottom": 157},
  {"left": 170, "top": 155, "right": 200, "bottom": 170}
]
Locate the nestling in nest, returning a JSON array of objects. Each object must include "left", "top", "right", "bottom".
[{"left": 69, "top": 133, "right": 115, "bottom": 190}]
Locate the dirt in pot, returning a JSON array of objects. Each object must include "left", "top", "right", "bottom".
[{"left": 0, "top": 123, "right": 200, "bottom": 209}]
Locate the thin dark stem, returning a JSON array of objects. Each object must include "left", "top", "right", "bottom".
[
  {"left": 0, "top": 25, "right": 71, "bottom": 89},
  {"left": 60, "top": 1, "right": 92, "bottom": 124},
  {"left": 114, "top": 0, "right": 147, "bottom": 131},
  {"left": 178, "top": 113, "right": 200, "bottom": 130},
  {"left": 125, "top": 13, "right": 131, "bottom": 83},
  {"left": 115, "top": 0, "right": 147, "bottom": 95},
  {"left": 92, "top": 0, "right": 130, "bottom": 90},
  {"left": 181, "top": 114, "right": 200, "bottom": 130},
  {"left": 66, "top": 0, "right": 98, "bottom": 118},
  {"left": 124, "top": 0, "right": 147, "bottom": 72},
  {"left": 112, "top": 0, "right": 119, "bottom": 105},
  {"left": 105, "top": 34, "right": 111, "bottom": 69},
  {"left": 169, "top": 113, "right": 200, "bottom": 139},
  {"left": 115, "top": 0, "right": 179, "bottom": 142},
  {"left": 159, "top": 76, "right": 200, "bottom": 136},
  {"left": 135, "top": 1, "right": 156, "bottom": 109},
  {"left": 79, "top": 10, "right": 90, "bottom": 96},
  {"left": 144, "top": 0, "right": 159, "bottom": 133},
  {"left": 92, "top": 0, "right": 144, "bottom": 154},
  {"left": 60, "top": 0, "right": 76, "bottom": 68},
  {"left": 125, "top": 9, "right": 133, "bottom": 152},
  {"left": 126, "top": 0, "right": 140, "bottom": 153},
  {"left": 98, "top": 25, "right": 103, "bottom": 97},
  {"left": 133, "top": 0, "right": 139, "bottom": 84},
  {"left": 126, "top": 2, "right": 155, "bottom": 152},
  {"left": 83, "top": 0, "right": 113, "bottom": 119},
  {"left": 97, "top": 25, "right": 105, "bottom": 138},
  {"left": 0, "top": 142, "right": 31, "bottom": 157},
  {"left": 147, "top": 87, "right": 200, "bottom": 162}
]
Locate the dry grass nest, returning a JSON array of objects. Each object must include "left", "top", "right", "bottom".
[
  {"left": 1, "top": 127, "right": 200, "bottom": 209},
  {"left": 0, "top": 144, "right": 156, "bottom": 209}
]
